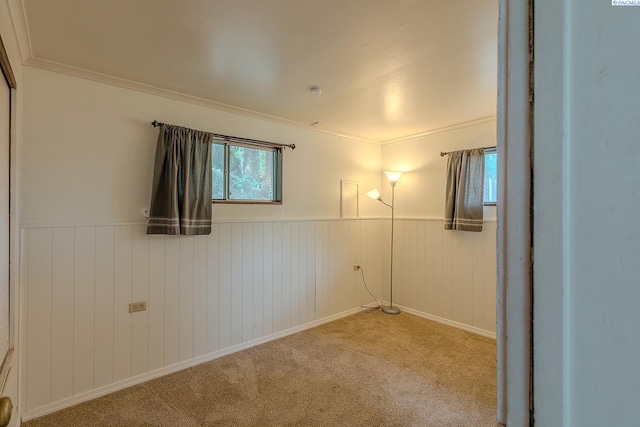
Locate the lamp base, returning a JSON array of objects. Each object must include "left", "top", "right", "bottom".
[{"left": 382, "top": 305, "right": 401, "bottom": 315}]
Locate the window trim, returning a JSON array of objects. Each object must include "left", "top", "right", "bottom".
[{"left": 212, "top": 141, "right": 283, "bottom": 204}]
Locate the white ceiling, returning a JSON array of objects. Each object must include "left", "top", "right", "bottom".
[{"left": 17, "top": 0, "right": 498, "bottom": 143}]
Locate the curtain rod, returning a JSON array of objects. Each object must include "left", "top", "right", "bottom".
[
  {"left": 440, "top": 146, "right": 496, "bottom": 157},
  {"left": 151, "top": 121, "right": 296, "bottom": 150}
]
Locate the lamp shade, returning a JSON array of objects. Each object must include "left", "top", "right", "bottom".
[
  {"left": 366, "top": 189, "right": 382, "bottom": 200},
  {"left": 384, "top": 171, "right": 403, "bottom": 184}
]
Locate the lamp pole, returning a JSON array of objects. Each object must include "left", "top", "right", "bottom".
[
  {"left": 366, "top": 171, "right": 402, "bottom": 315},
  {"left": 383, "top": 181, "right": 400, "bottom": 315}
]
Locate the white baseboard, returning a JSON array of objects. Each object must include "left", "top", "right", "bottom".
[
  {"left": 22, "top": 304, "right": 494, "bottom": 422},
  {"left": 21, "top": 307, "right": 361, "bottom": 422},
  {"left": 392, "top": 303, "right": 496, "bottom": 339}
]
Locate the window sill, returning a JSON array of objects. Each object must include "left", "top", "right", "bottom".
[{"left": 212, "top": 200, "right": 282, "bottom": 205}]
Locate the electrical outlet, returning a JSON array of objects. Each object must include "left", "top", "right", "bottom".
[
  {"left": 129, "top": 301, "right": 147, "bottom": 313},
  {"left": 353, "top": 264, "right": 361, "bottom": 271}
]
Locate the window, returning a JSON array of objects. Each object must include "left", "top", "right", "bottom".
[
  {"left": 484, "top": 148, "right": 497, "bottom": 205},
  {"left": 212, "top": 141, "right": 282, "bottom": 203}
]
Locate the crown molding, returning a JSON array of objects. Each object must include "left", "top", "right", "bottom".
[
  {"left": 6, "top": 0, "right": 32, "bottom": 64},
  {"left": 380, "top": 115, "right": 497, "bottom": 146},
  {"left": 23, "top": 57, "right": 382, "bottom": 147}
]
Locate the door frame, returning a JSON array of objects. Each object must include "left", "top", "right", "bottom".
[
  {"left": 496, "top": 0, "right": 533, "bottom": 425},
  {"left": 0, "top": 29, "right": 17, "bottom": 426}
]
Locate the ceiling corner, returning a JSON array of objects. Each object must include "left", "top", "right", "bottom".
[{"left": 6, "top": 0, "right": 33, "bottom": 64}]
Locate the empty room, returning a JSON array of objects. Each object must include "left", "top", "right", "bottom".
[{"left": 0, "top": 0, "right": 503, "bottom": 425}]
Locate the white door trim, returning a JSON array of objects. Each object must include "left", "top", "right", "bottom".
[
  {"left": 0, "top": 25, "right": 19, "bottom": 427},
  {"left": 531, "top": 0, "right": 570, "bottom": 425},
  {"left": 497, "top": 0, "right": 533, "bottom": 425}
]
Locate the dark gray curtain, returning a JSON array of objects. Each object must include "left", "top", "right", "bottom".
[
  {"left": 147, "top": 124, "right": 213, "bottom": 235},
  {"left": 444, "top": 148, "right": 485, "bottom": 232}
]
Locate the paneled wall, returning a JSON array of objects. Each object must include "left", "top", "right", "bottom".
[
  {"left": 22, "top": 219, "right": 382, "bottom": 418},
  {"left": 389, "top": 219, "right": 496, "bottom": 336},
  {"left": 22, "top": 216, "right": 497, "bottom": 419}
]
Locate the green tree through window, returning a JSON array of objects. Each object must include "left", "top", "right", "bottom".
[
  {"left": 212, "top": 142, "right": 282, "bottom": 203},
  {"left": 211, "top": 143, "right": 225, "bottom": 200},
  {"left": 229, "top": 146, "right": 274, "bottom": 200},
  {"left": 484, "top": 149, "right": 497, "bottom": 204}
]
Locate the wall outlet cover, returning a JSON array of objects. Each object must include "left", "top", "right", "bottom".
[{"left": 129, "top": 301, "right": 147, "bottom": 313}]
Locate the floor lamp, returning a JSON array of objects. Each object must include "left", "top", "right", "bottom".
[{"left": 367, "top": 171, "right": 402, "bottom": 315}]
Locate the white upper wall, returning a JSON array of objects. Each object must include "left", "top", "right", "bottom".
[
  {"left": 21, "top": 67, "right": 382, "bottom": 224},
  {"left": 381, "top": 119, "right": 496, "bottom": 220}
]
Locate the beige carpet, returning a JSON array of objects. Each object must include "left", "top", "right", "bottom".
[{"left": 22, "top": 311, "right": 497, "bottom": 426}]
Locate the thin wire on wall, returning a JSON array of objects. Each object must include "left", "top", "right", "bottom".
[{"left": 358, "top": 266, "right": 381, "bottom": 313}]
